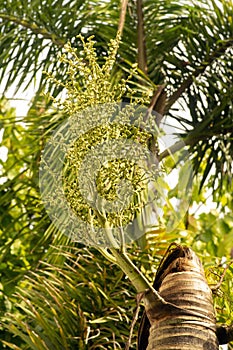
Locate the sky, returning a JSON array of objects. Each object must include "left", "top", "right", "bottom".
[{"left": 0, "top": 77, "right": 38, "bottom": 117}]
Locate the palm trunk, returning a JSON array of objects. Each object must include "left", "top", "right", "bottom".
[{"left": 138, "top": 244, "right": 219, "bottom": 350}]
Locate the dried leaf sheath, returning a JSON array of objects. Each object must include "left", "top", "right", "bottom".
[{"left": 138, "top": 245, "right": 219, "bottom": 350}]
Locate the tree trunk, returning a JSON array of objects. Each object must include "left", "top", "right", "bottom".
[{"left": 138, "top": 244, "right": 219, "bottom": 350}]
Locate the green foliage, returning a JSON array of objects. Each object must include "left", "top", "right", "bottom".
[
  {"left": 0, "top": 98, "right": 51, "bottom": 346},
  {"left": 0, "top": 0, "right": 122, "bottom": 97},
  {"left": 1, "top": 0, "right": 232, "bottom": 192},
  {"left": 0, "top": 0, "right": 233, "bottom": 349},
  {"left": 1, "top": 245, "right": 141, "bottom": 350},
  {"left": 0, "top": 97, "right": 75, "bottom": 346}
]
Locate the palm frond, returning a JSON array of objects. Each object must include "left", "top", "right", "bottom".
[
  {"left": 140, "top": 0, "right": 233, "bottom": 192},
  {"left": 2, "top": 245, "right": 140, "bottom": 350}
]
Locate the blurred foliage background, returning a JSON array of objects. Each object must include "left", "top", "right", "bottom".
[{"left": 0, "top": 0, "right": 233, "bottom": 349}]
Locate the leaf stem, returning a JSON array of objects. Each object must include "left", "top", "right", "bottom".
[
  {"left": 109, "top": 247, "right": 151, "bottom": 293},
  {"left": 118, "top": 0, "right": 129, "bottom": 37},
  {"left": 137, "top": 0, "right": 147, "bottom": 74}
]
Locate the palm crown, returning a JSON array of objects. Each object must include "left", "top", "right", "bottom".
[{"left": 0, "top": 0, "right": 233, "bottom": 349}]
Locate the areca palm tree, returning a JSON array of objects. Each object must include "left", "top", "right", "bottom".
[{"left": 0, "top": 0, "right": 233, "bottom": 349}]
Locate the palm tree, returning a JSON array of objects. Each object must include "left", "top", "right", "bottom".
[{"left": 0, "top": 0, "right": 233, "bottom": 349}]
